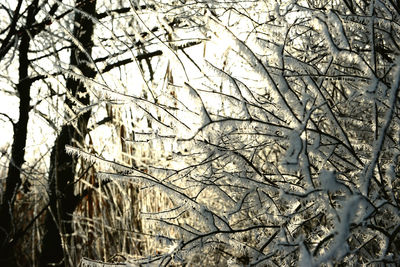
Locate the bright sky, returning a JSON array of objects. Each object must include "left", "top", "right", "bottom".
[
  {"left": 0, "top": 0, "right": 283, "bottom": 160},
  {"left": 0, "top": 73, "right": 18, "bottom": 149}
]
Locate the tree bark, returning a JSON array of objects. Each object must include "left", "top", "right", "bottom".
[
  {"left": 39, "top": 0, "right": 97, "bottom": 266},
  {"left": 0, "top": 1, "right": 39, "bottom": 265}
]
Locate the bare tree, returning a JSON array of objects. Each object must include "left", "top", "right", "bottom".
[
  {"left": 0, "top": 1, "right": 60, "bottom": 265},
  {"left": 71, "top": 0, "right": 400, "bottom": 266},
  {"left": 0, "top": 0, "right": 192, "bottom": 265},
  {"left": 39, "top": 0, "right": 98, "bottom": 265},
  {"left": 3, "top": 0, "right": 399, "bottom": 266}
]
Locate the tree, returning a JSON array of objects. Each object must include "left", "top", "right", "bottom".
[
  {"left": 0, "top": 0, "right": 185, "bottom": 265},
  {"left": 2, "top": 0, "right": 400, "bottom": 266},
  {"left": 0, "top": 1, "right": 59, "bottom": 265},
  {"left": 70, "top": 0, "right": 399, "bottom": 265},
  {"left": 39, "top": 0, "right": 97, "bottom": 265}
]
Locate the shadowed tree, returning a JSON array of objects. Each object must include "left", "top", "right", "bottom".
[
  {"left": 39, "top": 0, "right": 97, "bottom": 265},
  {"left": 0, "top": 1, "right": 56, "bottom": 265}
]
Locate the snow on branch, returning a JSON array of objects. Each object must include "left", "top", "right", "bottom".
[
  {"left": 80, "top": 257, "right": 134, "bottom": 267},
  {"left": 65, "top": 145, "right": 133, "bottom": 174}
]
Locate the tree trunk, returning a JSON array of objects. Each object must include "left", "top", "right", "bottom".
[
  {"left": 0, "top": 1, "right": 39, "bottom": 265},
  {"left": 39, "top": 0, "right": 97, "bottom": 266}
]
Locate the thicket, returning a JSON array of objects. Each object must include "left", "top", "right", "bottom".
[{"left": 0, "top": 0, "right": 399, "bottom": 266}]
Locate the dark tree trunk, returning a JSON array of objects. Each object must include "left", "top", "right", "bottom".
[
  {"left": 40, "top": 125, "right": 81, "bottom": 266},
  {"left": 0, "top": 1, "right": 39, "bottom": 265},
  {"left": 39, "top": 0, "right": 97, "bottom": 266}
]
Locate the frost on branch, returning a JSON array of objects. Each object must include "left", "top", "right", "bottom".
[{"left": 62, "top": 0, "right": 400, "bottom": 266}]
